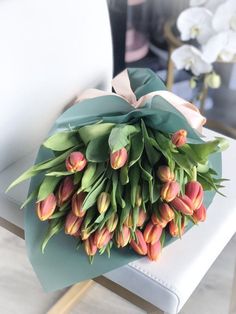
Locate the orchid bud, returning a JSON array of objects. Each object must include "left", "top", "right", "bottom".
[
  {"left": 36, "top": 193, "right": 57, "bottom": 221},
  {"left": 106, "top": 213, "right": 119, "bottom": 232},
  {"left": 161, "top": 181, "right": 180, "bottom": 202},
  {"left": 185, "top": 181, "right": 204, "bottom": 210},
  {"left": 65, "top": 151, "right": 87, "bottom": 173},
  {"left": 157, "top": 166, "right": 175, "bottom": 183},
  {"left": 160, "top": 203, "right": 175, "bottom": 222},
  {"left": 169, "top": 219, "right": 185, "bottom": 237},
  {"left": 94, "top": 227, "right": 112, "bottom": 249},
  {"left": 115, "top": 225, "right": 130, "bottom": 248},
  {"left": 193, "top": 204, "right": 206, "bottom": 223},
  {"left": 72, "top": 192, "right": 87, "bottom": 217},
  {"left": 147, "top": 241, "right": 162, "bottom": 261},
  {"left": 170, "top": 195, "right": 194, "bottom": 215},
  {"left": 130, "top": 230, "right": 147, "bottom": 256},
  {"left": 151, "top": 212, "right": 168, "bottom": 228},
  {"left": 110, "top": 147, "right": 128, "bottom": 170},
  {"left": 171, "top": 129, "right": 187, "bottom": 147},
  {"left": 137, "top": 208, "right": 147, "bottom": 227},
  {"left": 65, "top": 211, "right": 83, "bottom": 235},
  {"left": 57, "top": 177, "right": 74, "bottom": 206},
  {"left": 97, "top": 192, "right": 111, "bottom": 214},
  {"left": 84, "top": 236, "right": 97, "bottom": 256},
  {"left": 144, "top": 222, "right": 162, "bottom": 245}
]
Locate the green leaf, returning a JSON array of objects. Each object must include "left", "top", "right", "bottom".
[
  {"left": 172, "top": 152, "right": 193, "bottom": 177},
  {"left": 120, "top": 164, "right": 129, "bottom": 185},
  {"left": 74, "top": 171, "right": 83, "bottom": 185},
  {"left": 129, "top": 133, "right": 144, "bottom": 167},
  {"left": 82, "top": 177, "right": 106, "bottom": 210},
  {"left": 80, "top": 163, "right": 97, "bottom": 191},
  {"left": 43, "top": 131, "right": 80, "bottom": 151},
  {"left": 94, "top": 213, "right": 105, "bottom": 224},
  {"left": 20, "top": 187, "right": 39, "bottom": 209},
  {"left": 86, "top": 134, "right": 110, "bottom": 162},
  {"left": 79, "top": 123, "right": 115, "bottom": 145},
  {"left": 41, "top": 219, "right": 64, "bottom": 253},
  {"left": 116, "top": 181, "right": 126, "bottom": 208},
  {"left": 37, "top": 176, "right": 61, "bottom": 201},
  {"left": 132, "top": 206, "right": 139, "bottom": 230},
  {"left": 160, "top": 230, "right": 166, "bottom": 247},
  {"left": 189, "top": 139, "right": 226, "bottom": 163},
  {"left": 111, "top": 172, "right": 118, "bottom": 211},
  {"left": 119, "top": 202, "right": 131, "bottom": 228},
  {"left": 108, "top": 124, "right": 139, "bottom": 153},
  {"left": 98, "top": 208, "right": 115, "bottom": 230},
  {"left": 46, "top": 171, "right": 73, "bottom": 177},
  {"left": 82, "top": 209, "right": 97, "bottom": 229},
  {"left": 49, "top": 211, "right": 68, "bottom": 219},
  {"left": 129, "top": 163, "right": 140, "bottom": 207}
]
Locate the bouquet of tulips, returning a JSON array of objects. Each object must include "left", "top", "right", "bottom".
[{"left": 7, "top": 68, "right": 228, "bottom": 291}]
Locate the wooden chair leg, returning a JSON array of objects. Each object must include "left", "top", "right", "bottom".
[
  {"left": 166, "top": 47, "right": 175, "bottom": 91},
  {"left": 47, "top": 280, "right": 94, "bottom": 314},
  {"left": 229, "top": 259, "right": 236, "bottom": 314}
]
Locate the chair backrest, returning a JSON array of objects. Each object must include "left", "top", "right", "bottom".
[{"left": 0, "top": 0, "right": 113, "bottom": 172}]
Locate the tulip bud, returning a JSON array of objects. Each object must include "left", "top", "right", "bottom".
[
  {"left": 170, "top": 195, "right": 194, "bottom": 215},
  {"left": 65, "top": 211, "right": 83, "bottom": 235},
  {"left": 171, "top": 129, "right": 187, "bottom": 147},
  {"left": 97, "top": 192, "right": 111, "bottom": 214},
  {"left": 137, "top": 208, "right": 147, "bottom": 227},
  {"left": 144, "top": 222, "right": 162, "bottom": 245},
  {"left": 185, "top": 181, "right": 204, "bottom": 210},
  {"left": 116, "top": 225, "right": 130, "bottom": 248},
  {"left": 36, "top": 193, "right": 57, "bottom": 221},
  {"left": 193, "top": 204, "right": 206, "bottom": 223},
  {"left": 81, "top": 228, "right": 91, "bottom": 240},
  {"left": 72, "top": 192, "right": 87, "bottom": 217},
  {"left": 57, "top": 177, "right": 74, "bottom": 206},
  {"left": 65, "top": 151, "right": 87, "bottom": 173},
  {"left": 161, "top": 181, "right": 180, "bottom": 202},
  {"left": 106, "top": 213, "right": 119, "bottom": 232},
  {"left": 157, "top": 166, "right": 175, "bottom": 183},
  {"left": 151, "top": 212, "right": 168, "bottom": 228},
  {"left": 135, "top": 186, "right": 142, "bottom": 207},
  {"left": 84, "top": 236, "right": 97, "bottom": 256},
  {"left": 130, "top": 230, "right": 147, "bottom": 256},
  {"left": 94, "top": 227, "right": 112, "bottom": 249},
  {"left": 124, "top": 211, "right": 133, "bottom": 228},
  {"left": 169, "top": 219, "right": 185, "bottom": 237},
  {"left": 160, "top": 203, "right": 175, "bottom": 222},
  {"left": 110, "top": 147, "right": 128, "bottom": 170},
  {"left": 147, "top": 241, "right": 162, "bottom": 261}
]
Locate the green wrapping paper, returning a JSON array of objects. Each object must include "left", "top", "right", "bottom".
[{"left": 23, "top": 68, "right": 221, "bottom": 291}]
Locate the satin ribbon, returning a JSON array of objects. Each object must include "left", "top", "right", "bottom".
[{"left": 76, "top": 69, "right": 206, "bottom": 133}]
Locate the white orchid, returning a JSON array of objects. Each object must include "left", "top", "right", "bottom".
[
  {"left": 190, "top": 0, "right": 225, "bottom": 12},
  {"left": 171, "top": 45, "right": 213, "bottom": 76},
  {"left": 177, "top": 7, "right": 214, "bottom": 44},
  {"left": 212, "top": 0, "right": 236, "bottom": 32},
  {"left": 202, "top": 31, "right": 236, "bottom": 63}
]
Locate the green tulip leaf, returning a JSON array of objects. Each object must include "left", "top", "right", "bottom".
[
  {"left": 43, "top": 131, "right": 80, "bottom": 151},
  {"left": 108, "top": 124, "right": 139, "bottom": 153},
  {"left": 37, "top": 176, "right": 61, "bottom": 201},
  {"left": 79, "top": 123, "right": 115, "bottom": 145},
  {"left": 129, "top": 132, "right": 144, "bottom": 167},
  {"left": 86, "top": 134, "right": 110, "bottom": 162},
  {"left": 41, "top": 219, "right": 64, "bottom": 254},
  {"left": 82, "top": 177, "right": 106, "bottom": 210}
]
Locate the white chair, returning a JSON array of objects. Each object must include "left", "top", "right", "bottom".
[{"left": 0, "top": 1, "right": 236, "bottom": 314}]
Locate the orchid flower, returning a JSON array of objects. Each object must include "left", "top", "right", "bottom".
[
  {"left": 190, "top": 0, "right": 225, "bottom": 12},
  {"left": 202, "top": 31, "right": 236, "bottom": 63},
  {"left": 212, "top": 0, "right": 236, "bottom": 32},
  {"left": 171, "top": 45, "right": 212, "bottom": 76},
  {"left": 177, "top": 7, "right": 214, "bottom": 44}
]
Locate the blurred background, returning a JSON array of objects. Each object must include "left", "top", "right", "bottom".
[{"left": 108, "top": 0, "right": 236, "bottom": 139}]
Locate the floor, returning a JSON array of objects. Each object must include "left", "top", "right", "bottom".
[{"left": 0, "top": 227, "right": 235, "bottom": 314}]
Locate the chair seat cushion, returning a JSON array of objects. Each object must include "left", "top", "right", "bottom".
[{"left": 1, "top": 129, "right": 236, "bottom": 314}]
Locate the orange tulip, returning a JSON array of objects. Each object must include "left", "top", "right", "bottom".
[
  {"left": 171, "top": 129, "right": 187, "bottom": 147},
  {"left": 110, "top": 147, "right": 128, "bottom": 169},
  {"left": 157, "top": 166, "right": 175, "bottom": 183},
  {"left": 72, "top": 192, "right": 87, "bottom": 217},
  {"left": 97, "top": 192, "right": 111, "bottom": 214},
  {"left": 147, "top": 241, "right": 162, "bottom": 261},
  {"left": 161, "top": 181, "right": 180, "bottom": 202},
  {"left": 160, "top": 203, "right": 175, "bottom": 222},
  {"left": 144, "top": 222, "right": 162, "bottom": 245},
  {"left": 185, "top": 181, "right": 204, "bottom": 210},
  {"left": 193, "top": 204, "right": 206, "bottom": 223},
  {"left": 151, "top": 212, "right": 168, "bottom": 228},
  {"left": 116, "top": 225, "right": 130, "bottom": 248},
  {"left": 66, "top": 151, "right": 87, "bottom": 172},
  {"left": 169, "top": 219, "right": 185, "bottom": 237},
  {"left": 84, "top": 236, "right": 97, "bottom": 256},
  {"left": 170, "top": 195, "right": 194, "bottom": 215},
  {"left": 57, "top": 177, "right": 74, "bottom": 206},
  {"left": 94, "top": 228, "right": 112, "bottom": 249},
  {"left": 36, "top": 193, "right": 57, "bottom": 221},
  {"left": 65, "top": 211, "right": 83, "bottom": 235},
  {"left": 130, "top": 230, "right": 147, "bottom": 256}
]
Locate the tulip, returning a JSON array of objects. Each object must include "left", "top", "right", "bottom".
[
  {"left": 84, "top": 235, "right": 97, "bottom": 256},
  {"left": 110, "top": 147, "right": 128, "bottom": 170},
  {"left": 57, "top": 177, "right": 74, "bottom": 206},
  {"left": 36, "top": 193, "right": 57, "bottom": 221},
  {"left": 116, "top": 225, "right": 130, "bottom": 248},
  {"left": 66, "top": 151, "right": 87, "bottom": 172},
  {"left": 135, "top": 186, "right": 142, "bottom": 207},
  {"left": 169, "top": 219, "right": 185, "bottom": 238},
  {"left": 147, "top": 241, "right": 162, "bottom": 261},
  {"left": 170, "top": 195, "right": 194, "bottom": 215},
  {"left": 144, "top": 222, "right": 162, "bottom": 245},
  {"left": 106, "top": 213, "right": 119, "bottom": 232},
  {"left": 130, "top": 230, "right": 148, "bottom": 256},
  {"left": 137, "top": 208, "right": 147, "bottom": 227},
  {"left": 157, "top": 166, "right": 175, "bottom": 183},
  {"left": 161, "top": 181, "right": 180, "bottom": 202},
  {"left": 94, "top": 227, "right": 112, "bottom": 249},
  {"left": 81, "top": 228, "right": 90, "bottom": 240},
  {"left": 72, "top": 192, "right": 87, "bottom": 217},
  {"left": 193, "top": 204, "right": 206, "bottom": 223},
  {"left": 124, "top": 211, "right": 133, "bottom": 228},
  {"left": 185, "top": 181, "right": 204, "bottom": 210},
  {"left": 171, "top": 129, "right": 187, "bottom": 147},
  {"left": 65, "top": 211, "right": 83, "bottom": 235},
  {"left": 160, "top": 203, "right": 175, "bottom": 222},
  {"left": 151, "top": 212, "right": 168, "bottom": 228},
  {"left": 97, "top": 192, "right": 111, "bottom": 214}
]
